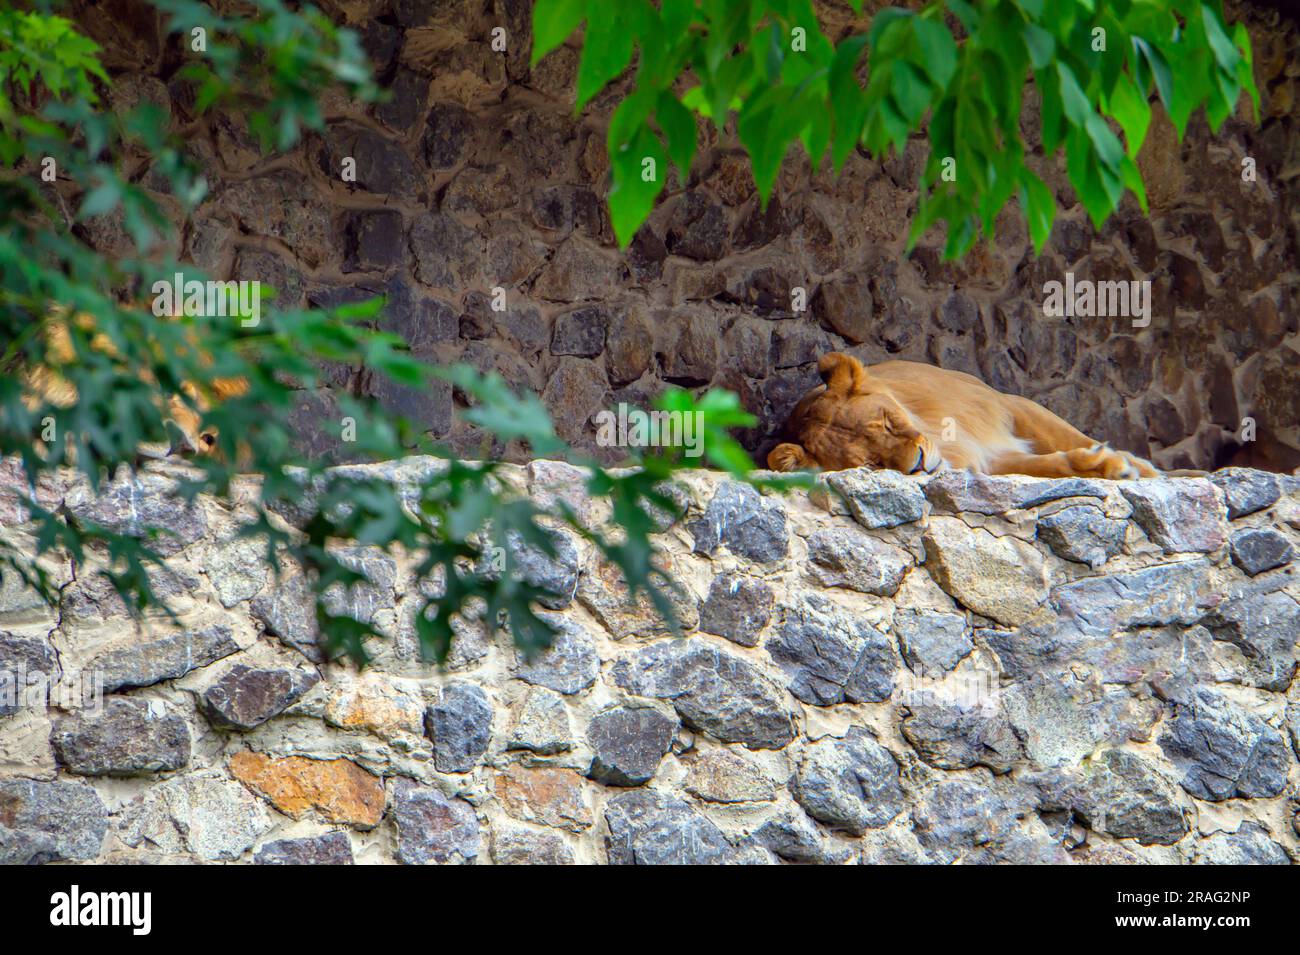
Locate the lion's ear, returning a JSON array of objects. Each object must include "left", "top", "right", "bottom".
[{"left": 817, "top": 353, "right": 869, "bottom": 395}]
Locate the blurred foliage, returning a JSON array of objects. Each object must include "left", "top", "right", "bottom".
[
  {"left": 533, "top": 0, "right": 1260, "bottom": 256},
  {"left": 0, "top": 0, "right": 804, "bottom": 668}
]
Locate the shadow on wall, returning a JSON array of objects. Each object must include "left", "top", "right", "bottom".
[{"left": 68, "top": 0, "right": 1300, "bottom": 473}]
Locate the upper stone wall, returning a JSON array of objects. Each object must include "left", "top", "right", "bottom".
[
  {"left": 1, "top": 460, "right": 1297, "bottom": 863},
  {"left": 63, "top": 0, "right": 1300, "bottom": 471}
]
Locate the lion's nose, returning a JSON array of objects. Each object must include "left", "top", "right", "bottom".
[{"left": 907, "top": 446, "right": 926, "bottom": 474}]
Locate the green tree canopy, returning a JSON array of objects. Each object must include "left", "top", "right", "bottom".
[{"left": 533, "top": 0, "right": 1258, "bottom": 257}]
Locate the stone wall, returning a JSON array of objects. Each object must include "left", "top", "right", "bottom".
[
  {"left": 64, "top": 0, "right": 1300, "bottom": 472},
  {"left": 1, "top": 459, "right": 1298, "bottom": 864}
]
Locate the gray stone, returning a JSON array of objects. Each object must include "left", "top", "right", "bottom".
[
  {"left": 1204, "top": 590, "right": 1300, "bottom": 691},
  {"left": 371, "top": 368, "right": 453, "bottom": 439},
  {"left": 822, "top": 468, "right": 926, "bottom": 529},
  {"left": 1058, "top": 749, "right": 1188, "bottom": 846},
  {"left": 986, "top": 560, "right": 1228, "bottom": 686},
  {"left": 666, "top": 192, "right": 728, "bottom": 261},
  {"left": 501, "top": 528, "right": 580, "bottom": 610},
  {"left": 322, "top": 546, "right": 398, "bottom": 626},
  {"left": 1159, "top": 688, "right": 1291, "bottom": 801},
  {"left": 0, "top": 634, "right": 54, "bottom": 717},
  {"left": 753, "top": 809, "right": 851, "bottom": 864},
  {"left": 805, "top": 527, "right": 910, "bottom": 596},
  {"left": 698, "top": 572, "right": 774, "bottom": 647},
  {"left": 200, "top": 664, "right": 320, "bottom": 730},
  {"left": 52, "top": 697, "right": 191, "bottom": 776},
  {"left": 791, "top": 727, "right": 905, "bottom": 834},
  {"left": 1229, "top": 528, "right": 1294, "bottom": 576},
  {"left": 999, "top": 670, "right": 1157, "bottom": 768},
  {"left": 1193, "top": 823, "right": 1290, "bottom": 865},
  {"left": 989, "top": 621, "right": 1219, "bottom": 693},
  {"left": 428, "top": 681, "right": 495, "bottom": 768},
  {"left": 901, "top": 700, "right": 1023, "bottom": 773},
  {"left": 1015, "top": 478, "right": 1113, "bottom": 509},
  {"left": 550, "top": 306, "right": 606, "bottom": 357},
  {"left": 925, "top": 471, "right": 1020, "bottom": 514},
  {"left": 1121, "top": 480, "right": 1227, "bottom": 553},
  {"left": 683, "top": 749, "right": 776, "bottom": 803},
  {"left": 912, "top": 777, "right": 1063, "bottom": 864},
  {"left": 768, "top": 593, "right": 899, "bottom": 705},
  {"left": 91, "top": 625, "right": 241, "bottom": 692},
  {"left": 393, "top": 779, "right": 481, "bottom": 865},
  {"left": 343, "top": 208, "right": 405, "bottom": 271},
  {"left": 60, "top": 565, "right": 198, "bottom": 623},
  {"left": 1210, "top": 468, "right": 1281, "bottom": 519},
  {"left": 515, "top": 615, "right": 600, "bottom": 695},
  {"left": 251, "top": 574, "right": 324, "bottom": 662},
  {"left": 922, "top": 517, "right": 1048, "bottom": 626},
  {"left": 507, "top": 686, "right": 573, "bottom": 755},
  {"left": 409, "top": 211, "right": 483, "bottom": 288},
  {"left": 613, "top": 638, "right": 794, "bottom": 749},
  {"left": 422, "top": 103, "right": 475, "bottom": 169},
  {"left": 1289, "top": 702, "right": 1300, "bottom": 759},
  {"left": 1037, "top": 505, "right": 1127, "bottom": 568},
  {"left": 587, "top": 705, "right": 677, "bottom": 786},
  {"left": 893, "top": 610, "right": 972, "bottom": 675},
  {"left": 255, "top": 832, "right": 354, "bottom": 865},
  {"left": 936, "top": 291, "right": 980, "bottom": 333},
  {"left": 205, "top": 536, "right": 270, "bottom": 608},
  {"left": 425, "top": 682, "right": 493, "bottom": 774},
  {"left": 116, "top": 775, "right": 273, "bottom": 862},
  {"left": 491, "top": 821, "right": 575, "bottom": 865},
  {"left": 689, "top": 482, "right": 788, "bottom": 563},
  {"left": 67, "top": 472, "right": 207, "bottom": 556},
  {"left": 319, "top": 123, "right": 418, "bottom": 196},
  {"left": 0, "top": 778, "right": 108, "bottom": 863},
  {"left": 604, "top": 789, "right": 737, "bottom": 864},
  {"left": 926, "top": 472, "right": 1111, "bottom": 515}
]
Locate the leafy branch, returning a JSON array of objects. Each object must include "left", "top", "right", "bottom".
[{"left": 532, "top": 0, "right": 1259, "bottom": 257}]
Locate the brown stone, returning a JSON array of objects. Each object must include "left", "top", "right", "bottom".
[
  {"left": 658, "top": 310, "right": 718, "bottom": 384},
  {"left": 542, "top": 356, "right": 608, "bottom": 442},
  {"left": 605, "top": 306, "right": 654, "bottom": 386},
  {"left": 323, "top": 674, "right": 424, "bottom": 739},
  {"left": 494, "top": 765, "right": 593, "bottom": 832},
  {"left": 229, "top": 753, "right": 385, "bottom": 828},
  {"left": 815, "top": 274, "right": 874, "bottom": 344}
]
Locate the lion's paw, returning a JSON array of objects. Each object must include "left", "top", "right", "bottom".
[{"left": 1067, "top": 445, "right": 1139, "bottom": 480}]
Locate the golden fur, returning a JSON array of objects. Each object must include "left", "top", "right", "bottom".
[
  {"left": 22, "top": 310, "right": 248, "bottom": 457},
  {"left": 768, "top": 353, "right": 1159, "bottom": 479}
]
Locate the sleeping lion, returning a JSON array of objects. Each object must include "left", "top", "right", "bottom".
[
  {"left": 22, "top": 309, "right": 248, "bottom": 459},
  {"left": 767, "top": 353, "right": 1159, "bottom": 480}
]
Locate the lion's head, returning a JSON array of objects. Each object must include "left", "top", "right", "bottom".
[{"left": 767, "top": 353, "right": 941, "bottom": 474}]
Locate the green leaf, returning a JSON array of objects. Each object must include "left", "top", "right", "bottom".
[
  {"left": 608, "top": 124, "right": 667, "bottom": 246},
  {"left": 574, "top": 3, "right": 637, "bottom": 111},
  {"left": 912, "top": 16, "right": 958, "bottom": 90},
  {"left": 656, "top": 91, "right": 697, "bottom": 182},
  {"left": 738, "top": 85, "right": 799, "bottom": 206},
  {"left": 78, "top": 181, "right": 120, "bottom": 219},
  {"left": 1200, "top": 3, "right": 1240, "bottom": 74},
  {"left": 1019, "top": 169, "right": 1055, "bottom": 253},
  {"left": 1133, "top": 36, "right": 1174, "bottom": 116},
  {"left": 1023, "top": 23, "right": 1055, "bottom": 71},
  {"left": 829, "top": 34, "right": 869, "bottom": 171},
  {"left": 531, "top": 0, "right": 585, "bottom": 66},
  {"left": 1107, "top": 70, "right": 1151, "bottom": 156}
]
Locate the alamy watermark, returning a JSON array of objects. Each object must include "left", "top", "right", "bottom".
[
  {"left": 1, "top": 663, "right": 104, "bottom": 717},
  {"left": 1042, "top": 271, "right": 1151, "bottom": 328},
  {"left": 595, "top": 404, "right": 704, "bottom": 457},
  {"left": 151, "top": 272, "right": 261, "bottom": 327},
  {"left": 50, "top": 885, "right": 151, "bottom": 935}
]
